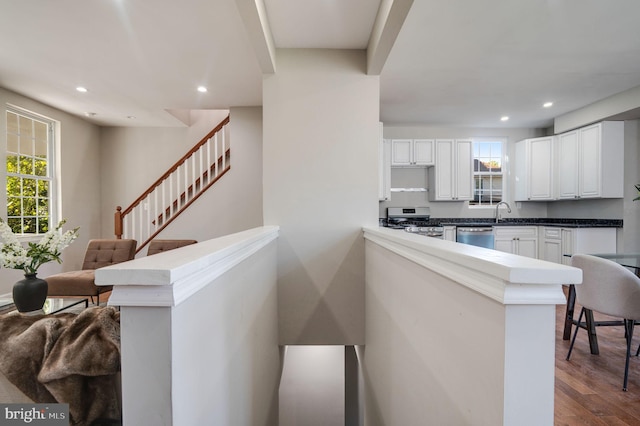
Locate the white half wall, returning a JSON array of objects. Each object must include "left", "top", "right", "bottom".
[
  {"left": 97, "top": 227, "right": 281, "bottom": 426},
  {"left": 362, "top": 227, "right": 578, "bottom": 426},
  {"left": 263, "top": 48, "right": 380, "bottom": 345}
]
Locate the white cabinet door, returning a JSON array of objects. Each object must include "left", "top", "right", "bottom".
[
  {"left": 515, "top": 136, "right": 555, "bottom": 201},
  {"left": 578, "top": 123, "right": 602, "bottom": 198},
  {"left": 391, "top": 139, "right": 412, "bottom": 166},
  {"left": 443, "top": 226, "right": 456, "bottom": 241},
  {"left": 413, "top": 139, "right": 434, "bottom": 165},
  {"left": 428, "top": 139, "right": 472, "bottom": 201},
  {"left": 493, "top": 227, "right": 538, "bottom": 259},
  {"left": 494, "top": 239, "right": 515, "bottom": 254},
  {"left": 378, "top": 132, "right": 391, "bottom": 201},
  {"left": 517, "top": 238, "right": 539, "bottom": 259},
  {"left": 541, "top": 227, "right": 562, "bottom": 263},
  {"left": 557, "top": 131, "right": 579, "bottom": 199},
  {"left": 556, "top": 121, "right": 623, "bottom": 200},
  {"left": 455, "top": 140, "right": 473, "bottom": 200},
  {"left": 391, "top": 139, "right": 434, "bottom": 166}
]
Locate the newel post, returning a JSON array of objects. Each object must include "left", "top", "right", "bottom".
[{"left": 114, "top": 206, "right": 123, "bottom": 239}]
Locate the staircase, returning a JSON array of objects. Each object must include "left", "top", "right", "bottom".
[{"left": 115, "top": 115, "right": 230, "bottom": 252}]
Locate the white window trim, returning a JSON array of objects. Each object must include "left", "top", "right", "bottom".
[
  {"left": 4, "top": 104, "right": 60, "bottom": 237},
  {"left": 469, "top": 137, "right": 507, "bottom": 209}
]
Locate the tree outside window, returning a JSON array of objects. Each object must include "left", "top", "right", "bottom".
[{"left": 5, "top": 109, "right": 54, "bottom": 234}]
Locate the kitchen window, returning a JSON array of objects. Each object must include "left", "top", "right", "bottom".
[
  {"left": 5, "top": 107, "right": 57, "bottom": 234},
  {"left": 470, "top": 139, "right": 504, "bottom": 206}
]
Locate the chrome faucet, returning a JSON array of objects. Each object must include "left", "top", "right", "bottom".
[{"left": 495, "top": 201, "right": 512, "bottom": 223}]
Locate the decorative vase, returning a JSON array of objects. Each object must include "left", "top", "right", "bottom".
[{"left": 12, "top": 273, "right": 48, "bottom": 313}]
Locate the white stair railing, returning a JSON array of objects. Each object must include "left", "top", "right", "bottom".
[{"left": 115, "top": 116, "right": 230, "bottom": 252}]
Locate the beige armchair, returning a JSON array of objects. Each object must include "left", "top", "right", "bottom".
[
  {"left": 146, "top": 239, "right": 197, "bottom": 255},
  {"left": 567, "top": 254, "right": 640, "bottom": 391},
  {"left": 45, "top": 239, "right": 137, "bottom": 305}
]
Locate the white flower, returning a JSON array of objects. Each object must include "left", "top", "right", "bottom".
[{"left": 0, "top": 219, "right": 79, "bottom": 275}]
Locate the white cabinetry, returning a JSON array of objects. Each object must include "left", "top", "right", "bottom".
[
  {"left": 494, "top": 226, "right": 538, "bottom": 258},
  {"left": 379, "top": 131, "right": 391, "bottom": 201},
  {"left": 391, "top": 139, "right": 434, "bottom": 166},
  {"left": 540, "top": 227, "right": 563, "bottom": 263},
  {"left": 556, "top": 121, "right": 624, "bottom": 199},
  {"left": 443, "top": 226, "right": 456, "bottom": 242},
  {"left": 514, "top": 136, "right": 555, "bottom": 201},
  {"left": 428, "top": 139, "right": 473, "bottom": 201},
  {"left": 560, "top": 227, "right": 617, "bottom": 265},
  {"left": 540, "top": 226, "right": 617, "bottom": 265}
]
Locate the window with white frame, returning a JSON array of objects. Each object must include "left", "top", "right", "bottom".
[
  {"left": 5, "top": 107, "right": 56, "bottom": 234},
  {"left": 470, "top": 139, "right": 504, "bottom": 206}
]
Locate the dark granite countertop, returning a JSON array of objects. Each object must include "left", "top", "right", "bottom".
[{"left": 434, "top": 218, "right": 623, "bottom": 228}]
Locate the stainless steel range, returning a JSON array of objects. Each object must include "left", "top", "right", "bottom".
[{"left": 386, "top": 207, "right": 444, "bottom": 239}]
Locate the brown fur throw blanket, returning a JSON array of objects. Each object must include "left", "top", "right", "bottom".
[{"left": 0, "top": 306, "right": 121, "bottom": 425}]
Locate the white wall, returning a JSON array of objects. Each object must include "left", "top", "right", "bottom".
[
  {"left": 621, "top": 120, "right": 640, "bottom": 252},
  {"left": 0, "top": 88, "right": 102, "bottom": 293},
  {"left": 98, "top": 108, "right": 263, "bottom": 252},
  {"left": 99, "top": 109, "right": 228, "bottom": 239},
  {"left": 135, "top": 107, "right": 264, "bottom": 253},
  {"left": 381, "top": 125, "right": 548, "bottom": 219},
  {"left": 263, "top": 49, "right": 379, "bottom": 345}
]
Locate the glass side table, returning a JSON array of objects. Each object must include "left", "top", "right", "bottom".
[{"left": 0, "top": 293, "right": 89, "bottom": 315}]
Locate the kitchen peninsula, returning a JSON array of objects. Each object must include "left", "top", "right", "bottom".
[{"left": 381, "top": 215, "right": 621, "bottom": 263}]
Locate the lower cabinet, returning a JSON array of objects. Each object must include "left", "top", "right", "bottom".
[
  {"left": 560, "top": 227, "right": 617, "bottom": 265},
  {"left": 540, "top": 227, "right": 563, "bottom": 263},
  {"left": 443, "top": 226, "right": 456, "bottom": 242},
  {"left": 540, "top": 226, "right": 617, "bottom": 264},
  {"left": 493, "top": 226, "right": 539, "bottom": 259}
]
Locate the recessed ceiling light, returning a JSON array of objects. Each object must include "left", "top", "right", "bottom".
[
  {"left": 500, "top": 116, "right": 509, "bottom": 121},
  {"left": 543, "top": 102, "right": 553, "bottom": 108},
  {"left": 84, "top": 112, "right": 96, "bottom": 117},
  {"left": 197, "top": 86, "right": 207, "bottom": 93},
  {"left": 76, "top": 87, "right": 88, "bottom": 93}
]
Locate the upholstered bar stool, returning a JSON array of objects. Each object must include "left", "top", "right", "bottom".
[{"left": 45, "top": 239, "right": 137, "bottom": 305}]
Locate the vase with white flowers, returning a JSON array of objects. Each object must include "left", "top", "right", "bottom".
[{"left": 0, "top": 219, "right": 79, "bottom": 312}]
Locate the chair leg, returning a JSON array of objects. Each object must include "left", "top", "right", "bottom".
[
  {"left": 623, "top": 319, "right": 635, "bottom": 391},
  {"left": 567, "top": 308, "right": 585, "bottom": 360}
]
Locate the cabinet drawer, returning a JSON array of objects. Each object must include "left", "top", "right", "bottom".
[
  {"left": 543, "top": 227, "right": 561, "bottom": 239},
  {"left": 493, "top": 226, "right": 538, "bottom": 238}
]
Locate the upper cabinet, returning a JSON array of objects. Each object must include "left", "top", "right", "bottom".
[
  {"left": 428, "top": 139, "right": 473, "bottom": 201},
  {"left": 556, "top": 121, "right": 624, "bottom": 199},
  {"left": 514, "top": 136, "right": 555, "bottom": 201},
  {"left": 391, "top": 139, "right": 434, "bottom": 166},
  {"left": 378, "top": 124, "right": 391, "bottom": 201}
]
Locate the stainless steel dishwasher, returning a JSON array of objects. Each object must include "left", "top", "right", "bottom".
[{"left": 456, "top": 227, "right": 494, "bottom": 249}]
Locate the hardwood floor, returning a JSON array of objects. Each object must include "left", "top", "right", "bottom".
[{"left": 555, "top": 297, "right": 640, "bottom": 425}]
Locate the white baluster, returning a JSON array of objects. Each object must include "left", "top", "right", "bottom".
[
  {"left": 206, "top": 138, "right": 211, "bottom": 184},
  {"left": 214, "top": 133, "right": 219, "bottom": 178}
]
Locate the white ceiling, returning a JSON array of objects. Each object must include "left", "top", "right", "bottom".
[{"left": 1, "top": 0, "right": 639, "bottom": 129}]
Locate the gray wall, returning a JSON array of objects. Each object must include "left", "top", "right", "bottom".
[
  {"left": 0, "top": 88, "right": 102, "bottom": 293},
  {"left": 263, "top": 49, "right": 379, "bottom": 345},
  {"left": 98, "top": 108, "right": 263, "bottom": 250}
]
